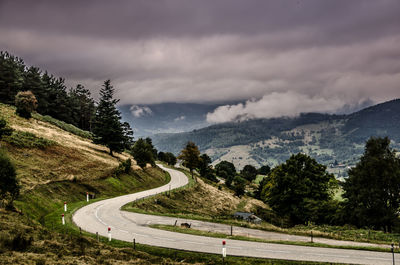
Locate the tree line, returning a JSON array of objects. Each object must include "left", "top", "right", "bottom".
[
  {"left": 0, "top": 51, "right": 134, "bottom": 156},
  {"left": 0, "top": 51, "right": 96, "bottom": 131}
]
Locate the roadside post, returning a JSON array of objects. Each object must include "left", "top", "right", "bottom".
[
  {"left": 392, "top": 243, "right": 395, "bottom": 265},
  {"left": 108, "top": 227, "right": 111, "bottom": 242},
  {"left": 222, "top": 240, "right": 226, "bottom": 264},
  {"left": 61, "top": 214, "right": 65, "bottom": 225},
  {"left": 64, "top": 201, "right": 67, "bottom": 212},
  {"left": 86, "top": 192, "right": 89, "bottom": 202}
]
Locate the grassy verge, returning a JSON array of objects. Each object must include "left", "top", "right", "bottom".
[{"left": 150, "top": 224, "right": 394, "bottom": 253}]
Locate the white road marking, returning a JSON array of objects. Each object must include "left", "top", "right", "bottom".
[
  {"left": 94, "top": 204, "right": 108, "bottom": 226},
  {"left": 183, "top": 241, "right": 205, "bottom": 245},
  {"left": 229, "top": 246, "right": 243, "bottom": 250},
  {"left": 305, "top": 253, "right": 350, "bottom": 258},
  {"left": 365, "top": 257, "right": 391, "bottom": 261},
  {"left": 255, "top": 249, "right": 290, "bottom": 253}
]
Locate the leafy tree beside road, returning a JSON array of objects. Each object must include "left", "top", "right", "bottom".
[
  {"left": 178, "top": 141, "right": 200, "bottom": 181},
  {"left": 198, "top": 153, "right": 217, "bottom": 182},
  {"left": 215, "top": 160, "right": 236, "bottom": 187},
  {"left": 260, "top": 153, "right": 337, "bottom": 225},
  {"left": 130, "top": 138, "right": 156, "bottom": 168},
  {"left": 342, "top": 137, "right": 400, "bottom": 232}
]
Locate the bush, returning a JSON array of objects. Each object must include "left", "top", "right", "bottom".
[
  {"left": 5, "top": 131, "right": 55, "bottom": 149},
  {"left": 15, "top": 91, "right": 37, "bottom": 119},
  {"left": 1, "top": 232, "right": 32, "bottom": 252},
  {"left": 0, "top": 151, "right": 19, "bottom": 207},
  {"left": 114, "top": 159, "right": 132, "bottom": 177},
  {"left": 33, "top": 113, "right": 92, "bottom": 139}
]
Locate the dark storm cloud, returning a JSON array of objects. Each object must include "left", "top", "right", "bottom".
[{"left": 1, "top": 0, "right": 400, "bottom": 122}]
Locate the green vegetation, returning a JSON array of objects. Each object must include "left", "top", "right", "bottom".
[
  {"left": 130, "top": 138, "right": 157, "bottom": 168},
  {"left": 33, "top": 113, "right": 92, "bottom": 139},
  {"left": 5, "top": 130, "right": 56, "bottom": 149},
  {"left": 215, "top": 160, "right": 236, "bottom": 187},
  {"left": 92, "top": 79, "right": 133, "bottom": 155},
  {"left": 241, "top": 164, "right": 258, "bottom": 182},
  {"left": 157, "top": 151, "right": 177, "bottom": 166},
  {"left": 178, "top": 141, "right": 201, "bottom": 180},
  {"left": 0, "top": 51, "right": 96, "bottom": 132},
  {"left": 342, "top": 137, "right": 400, "bottom": 232},
  {"left": 0, "top": 117, "right": 13, "bottom": 141},
  {"left": 14, "top": 90, "right": 37, "bottom": 119},
  {"left": 0, "top": 150, "right": 19, "bottom": 207},
  {"left": 260, "top": 153, "right": 337, "bottom": 225}
]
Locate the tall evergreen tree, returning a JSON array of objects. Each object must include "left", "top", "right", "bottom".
[
  {"left": 92, "top": 80, "right": 125, "bottom": 155},
  {"left": 0, "top": 52, "right": 25, "bottom": 104},
  {"left": 22, "top": 67, "right": 45, "bottom": 110},
  {"left": 69, "top": 84, "right": 96, "bottom": 131},
  {"left": 342, "top": 137, "right": 400, "bottom": 232}
]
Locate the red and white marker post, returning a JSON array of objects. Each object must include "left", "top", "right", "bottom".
[
  {"left": 86, "top": 192, "right": 89, "bottom": 202},
  {"left": 222, "top": 240, "right": 226, "bottom": 264},
  {"left": 64, "top": 201, "right": 67, "bottom": 212},
  {"left": 61, "top": 213, "right": 65, "bottom": 225},
  {"left": 108, "top": 227, "right": 111, "bottom": 241}
]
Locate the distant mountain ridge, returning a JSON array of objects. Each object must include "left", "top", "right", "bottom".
[{"left": 152, "top": 99, "right": 400, "bottom": 171}]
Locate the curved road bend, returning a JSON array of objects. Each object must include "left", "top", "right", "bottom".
[{"left": 73, "top": 164, "right": 398, "bottom": 265}]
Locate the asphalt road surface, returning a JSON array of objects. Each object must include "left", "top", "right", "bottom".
[{"left": 73, "top": 164, "right": 398, "bottom": 264}]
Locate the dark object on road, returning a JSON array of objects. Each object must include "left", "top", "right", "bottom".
[
  {"left": 180, "top": 223, "right": 191, "bottom": 228},
  {"left": 233, "top": 212, "right": 262, "bottom": 224}
]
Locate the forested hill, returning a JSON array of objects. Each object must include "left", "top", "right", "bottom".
[{"left": 153, "top": 99, "right": 400, "bottom": 169}]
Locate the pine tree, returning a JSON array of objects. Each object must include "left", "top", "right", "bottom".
[
  {"left": 92, "top": 80, "right": 126, "bottom": 155},
  {"left": 0, "top": 52, "right": 25, "bottom": 104},
  {"left": 69, "top": 84, "right": 96, "bottom": 131}
]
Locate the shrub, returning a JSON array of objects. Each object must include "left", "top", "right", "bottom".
[
  {"left": 15, "top": 91, "right": 37, "bottom": 119},
  {"left": 114, "top": 159, "right": 132, "bottom": 177},
  {"left": 0, "top": 151, "right": 19, "bottom": 207},
  {"left": 5, "top": 131, "right": 55, "bottom": 149}
]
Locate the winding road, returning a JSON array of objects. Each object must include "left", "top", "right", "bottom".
[{"left": 73, "top": 164, "right": 398, "bottom": 264}]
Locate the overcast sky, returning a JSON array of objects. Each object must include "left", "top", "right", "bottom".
[{"left": 1, "top": 0, "right": 399, "bottom": 123}]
